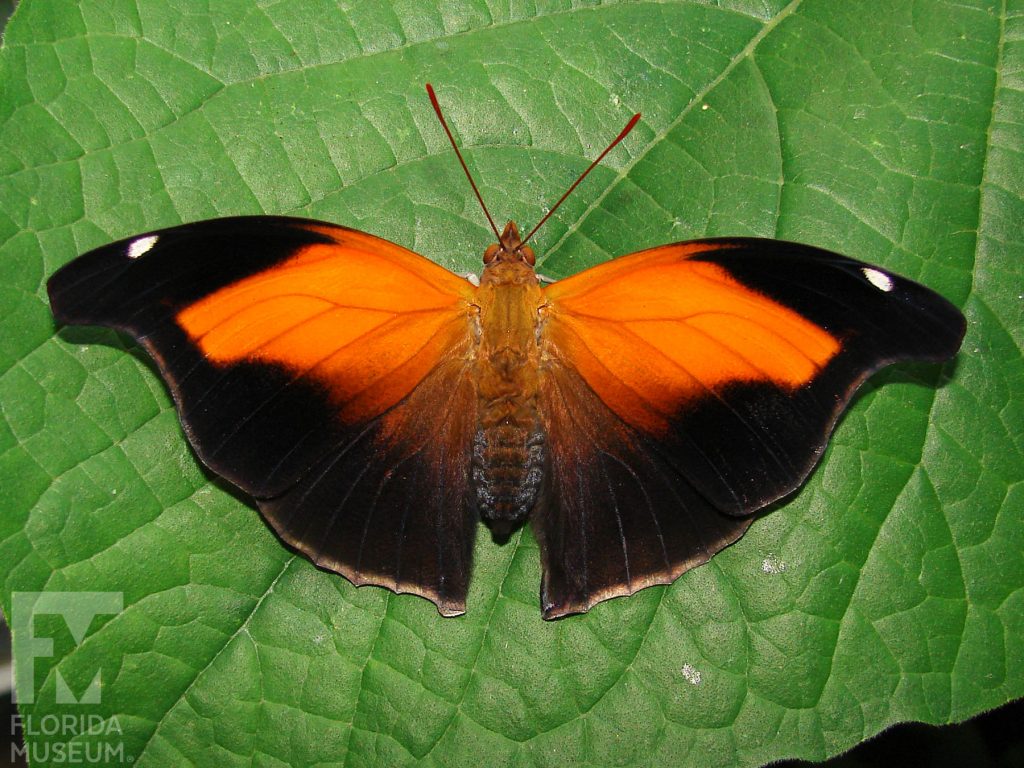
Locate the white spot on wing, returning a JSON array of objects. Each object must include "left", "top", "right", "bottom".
[
  {"left": 127, "top": 235, "right": 159, "bottom": 259},
  {"left": 862, "top": 267, "right": 894, "bottom": 292}
]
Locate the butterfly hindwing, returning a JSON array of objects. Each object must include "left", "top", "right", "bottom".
[
  {"left": 535, "top": 238, "right": 965, "bottom": 617},
  {"left": 535, "top": 362, "right": 753, "bottom": 619},
  {"left": 260, "top": 356, "right": 479, "bottom": 616},
  {"left": 48, "top": 216, "right": 479, "bottom": 614}
]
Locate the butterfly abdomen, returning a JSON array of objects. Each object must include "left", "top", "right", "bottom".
[
  {"left": 471, "top": 416, "right": 545, "bottom": 534},
  {"left": 471, "top": 263, "right": 547, "bottom": 535}
]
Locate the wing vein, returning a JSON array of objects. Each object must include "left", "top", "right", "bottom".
[{"left": 571, "top": 318, "right": 799, "bottom": 477}]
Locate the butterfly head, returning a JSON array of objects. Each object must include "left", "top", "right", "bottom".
[{"left": 483, "top": 221, "right": 536, "bottom": 267}]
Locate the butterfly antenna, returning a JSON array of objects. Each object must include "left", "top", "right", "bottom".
[
  {"left": 521, "top": 113, "right": 641, "bottom": 247},
  {"left": 426, "top": 84, "right": 501, "bottom": 241}
]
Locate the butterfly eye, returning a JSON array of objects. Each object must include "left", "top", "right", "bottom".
[
  {"left": 483, "top": 244, "right": 499, "bottom": 264},
  {"left": 520, "top": 245, "right": 536, "bottom": 266}
]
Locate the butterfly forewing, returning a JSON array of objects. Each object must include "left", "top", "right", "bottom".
[
  {"left": 533, "top": 238, "right": 965, "bottom": 617},
  {"left": 48, "top": 216, "right": 480, "bottom": 614}
]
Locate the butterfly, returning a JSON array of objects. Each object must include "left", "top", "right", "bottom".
[{"left": 47, "top": 85, "right": 966, "bottom": 619}]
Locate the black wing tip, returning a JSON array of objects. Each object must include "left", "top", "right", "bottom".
[
  {"left": 857, "top": 258, "right": 965, "bottom": 361},
  {"left": 46, "top": 276, "right": 70, "bottom": 325},
  {"left": 45, "top": 215, "right": 346, "bottom": 328},
  {"left": 706, "top": 238, "right": 968, "bottom": 361},
  {"left": 46, "top": 229, "right": 163, "bottom": 326},
  {"left": 46, "top": 241, "right": 123, "bottom": 327}
]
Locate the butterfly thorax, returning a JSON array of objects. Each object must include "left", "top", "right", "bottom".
[{"left": 471, "top": 222, "right": 546, "bottom": 538}]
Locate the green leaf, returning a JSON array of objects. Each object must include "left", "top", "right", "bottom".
[{"left": 1, "top": 1, "right": 1021, "bottom": 766}]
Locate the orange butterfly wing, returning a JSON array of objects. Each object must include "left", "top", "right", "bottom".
[
  {"left": 543, "top": 242, "right": 840, "bottom": 437},
  {"left": 176, "top": 224, "right": 474, "bottom": 425},
  {"left": 534, "top": 239, "right": 964, "bottom": 617},
  {"left": 48, "top": 217, "right": 479, "bottom": 615}
]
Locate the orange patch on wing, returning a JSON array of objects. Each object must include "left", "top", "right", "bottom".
[
  {"left": 177, "top": 230, "right": 475, "bottom": 424},
  {"left": 543, "top": 244, "right": 840, "bottom": 435}
]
